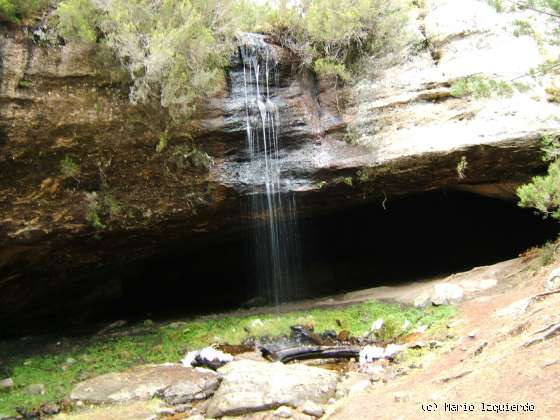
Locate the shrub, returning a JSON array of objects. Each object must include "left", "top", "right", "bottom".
[
  {"left": 518, "top": 160, "right": 560, "bottom": 219},
  {"left": 56, "top": 0, "right": 99, "bottom": 43},
  {"left": 56, "top": 0, "right": 239, "bottom": 124},
  {"left": 539, "top": 241, "right": 557, "bottom": 266},
  {"left": 0, "top": 0, "right": 49, "bottom": 23},
  {"left": 263, "top": 0, "right": 411, "bottom": 82}
]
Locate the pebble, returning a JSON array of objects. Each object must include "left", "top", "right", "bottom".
[
  {"left": 393, "top": 391, "right": 410, "bottom": 402},
  {"left": 274, "top": 406, "right": 293, "bottom": 418},
  {"left": 467, "top": 330, "right": 479, "bottom": 339},
  {"left": 0, "top": 378, "right": 14, "bottom": 391},
  {"left": 302, "top": 400, "right": 324, "bottom": 417}
]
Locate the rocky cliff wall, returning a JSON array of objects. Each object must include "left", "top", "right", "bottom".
[{"left": 1, "top": 0, "right": 560, "bottom": 331}]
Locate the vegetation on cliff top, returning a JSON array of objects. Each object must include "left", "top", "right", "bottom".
[
  {"left": 52, "top": 0, "right": 411, "bottom": 127},
  {"left": 0, "top": 0, "right": 49, "bottom": 23}
]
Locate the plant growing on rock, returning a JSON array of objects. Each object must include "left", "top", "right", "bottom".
[
  {"left": 259, "top": 0, "right": 411, "bottom": 83},
  {"left": 518, "top": 135, "right": 560, "bottom": 220},
  {"left": 56, "top": 0, "right": 239, "bottom": 126},
  {"left": 60, "top": 155, "right": 80, "bottom": 179},
  {"left": 456, "top": 156, "right": 468, "bottom": 180},
  {"left": 0, "top": 0, "right": 50, "bottom": 23},
  {"left": 450, "top": 76, "right": 518, "bottom": 99}
]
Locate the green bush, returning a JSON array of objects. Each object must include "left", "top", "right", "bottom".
[
  {"left": 517, "top": 135, "right": 560, "bottom": 221},
  {"left": 56, "top": 0, "right": 99, "bottom": 43},
  {"left": 518, "top": 159, "right": 560, "bottom": 220},
  {"left": 263, "top": 0, "right": 411, "bottom": 82},
  {"left": 56, "top": 0, "right": 238, "bottom": 124},
  {"left": 53, "top": 0, "right": 410, "bottom": 130},
  {"left": 0, "top": 0, "right": 49, "bottom": 23}
]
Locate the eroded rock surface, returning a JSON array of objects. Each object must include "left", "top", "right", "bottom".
[
  {"left": 2, "top": 0, "right": 560, "bottom": 331},
  {"left": 206, "top": 360, "right": 338, "bottom": 418},
  {"left": 70, "top": 364, "right": 219, "bottom": 404}
]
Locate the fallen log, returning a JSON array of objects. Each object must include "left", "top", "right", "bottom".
[{"left": 260, "top": 345, "right": 360, "bottom": 363}]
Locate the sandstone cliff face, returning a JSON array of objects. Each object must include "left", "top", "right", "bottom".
[{"left": 1, "top": 0, "right": 560, "bottom": 331}]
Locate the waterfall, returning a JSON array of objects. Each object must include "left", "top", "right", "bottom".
[{"left": 238, "top": 34, "right": 302, "bottom": 306}]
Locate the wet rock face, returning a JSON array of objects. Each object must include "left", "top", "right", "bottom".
[
  {"left": 1, "top": 0, "right": 560, "bottom": 332},
  {"left": 0, "top": 30, "right": 324, "bottom": 332}
]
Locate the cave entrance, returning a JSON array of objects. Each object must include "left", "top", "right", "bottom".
[{"left": 119, "top": 189, "right": 559, "bottom": 321}]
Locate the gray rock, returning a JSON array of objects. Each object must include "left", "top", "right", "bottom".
[
  {"left": 186, "top": 415, "right": 205, "bottom": 420},
  {"left": 70, "top": 364, "right": 220, "bottom": 404},
  {"left": 336, "top": 372, "right": 371, "bottom": 398},
  {"left": 302, "top": 401, "right": 324, "bottom": 417},
  {"left": 348, "top": 380, "right": 371, "bottom": 397},
  {"left": 414, "top": 292, "right": 432, "bottom": 309},
  {"left": 432, "top": 283, "right": 464, "bottom": 306},
  {"left": 26, "top": 384, "right": 46, "bottom": 395},
  {"left": 0, "top": 378, "right": 14, "bottom": 391},
  {"left": 545, "top": 268, "right": 560, "bottom": 291},
  {"left": 274, "top": 406, "right": 294, "bottom": 418},
  {"left": 206, "top": 360, "right": 338, "bottom": 418}
]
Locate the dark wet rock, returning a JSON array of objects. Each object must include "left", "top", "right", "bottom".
[{"left": 70, "top": 364, "right": 220, "bottom": 404}]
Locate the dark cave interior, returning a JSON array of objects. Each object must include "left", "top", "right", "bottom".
[{"left": 113, "top": 189, "right": 559, "bottom": 322}]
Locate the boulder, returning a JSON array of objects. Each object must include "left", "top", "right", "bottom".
[
  {"left": 206, "top": 360, "right": 338, "bottom": 418},
  {"left": 432, "top": 283, "right": 465, "bottom": 306},
  {"left": 414, "top": 292, "right": 432, "bottom": 308},
  {"left": 70, "top": 364, "right": 220, "bottom": 405},
  {"left": 545, "top": 267, "right": 560, "bottom": 292}
]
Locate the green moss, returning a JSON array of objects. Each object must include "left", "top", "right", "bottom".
[
  {"left": 60, "top": 156, "right": 80, "bottom": 179},
  {"left": 0, "top": 300, "right": 454, "bottom": 416},
  {"left": 17, "top": 79, "right": 31, "bottom": 89}
]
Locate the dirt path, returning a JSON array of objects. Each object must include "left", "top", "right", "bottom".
[{"left": 326, "top": 258, "right": 560, "bottom": 420}]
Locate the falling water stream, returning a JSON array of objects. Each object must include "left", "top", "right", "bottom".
[{"left": 239, "top": 34, "right": 302, "bottom": 306}]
